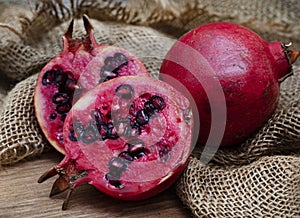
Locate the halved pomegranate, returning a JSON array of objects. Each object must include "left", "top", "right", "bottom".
[
  {"left": 38, "top": 76, "right": 193, "bottom": 209},
  {"left": 34, "top": 16, "right": 149, "bottom": 153}
]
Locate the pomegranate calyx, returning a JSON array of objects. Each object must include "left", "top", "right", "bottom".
[
  {"left": 277, "top": 43, "right": 300, "bottom": 82},
  {"left": 62, "top": 15, "right": 97, "bottom": 53},
  {"left": 83, "top": 14, "right": 93, "bottom": 36},
  {"left": 50, "top": 176, "right": 69, "bottom": 197},
  {"left": 38, "top": 167, "right": 58, "bottom": 183},
  {"left": 287, "top": 50, "right": 300, "bottom": 65},
  {"left": 38, "top": 159, "right": 88, "bottom": 200},
  {"left": 62, "top": 18, "right": 79, "bottom": 54},
  {"left": 283, "top": 42, "right": 300, "bottom": 65},
  {"left": 64, "top": 19, "right": 74, "bottom": 41},
  {"left": 62, "top": 188, "right": 74, "bottom": 210},
  {"left": 82, "top": 14, "right": 98, "bottom": 51}
]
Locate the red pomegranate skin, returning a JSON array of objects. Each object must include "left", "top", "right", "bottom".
[
  {"left": 34, "top": 16, "right": 149, "bottom": 154},
  {"left": 160, "top": 22, "right": 296, "bottom": 146},
  {"left": 38, "top": 76, "right": 193, "bottom": 209}
]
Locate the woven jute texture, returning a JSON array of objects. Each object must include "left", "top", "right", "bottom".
[
  {"left": 177, "top": 156, "right": 300, "bottom": 217},
  {"left": 0, "top": 74, "right": 49, "bottom": 164},
  {"left": 0, "top": 0, "right": 300, "bottom": 217}
]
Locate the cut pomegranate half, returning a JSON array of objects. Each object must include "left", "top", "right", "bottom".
[
  {"left": 38, "top": 76, "right": 194, "bottom": 210},
  {"left": 34, "top": 16, "right": 149, "bottom": 153}
]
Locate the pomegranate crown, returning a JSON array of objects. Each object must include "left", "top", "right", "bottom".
[
  {"left": 62, "top": 15, "right": 98, "bottom": 53},
  {"left": 283, "top": 42, "right": 300, "bottom": 65}
]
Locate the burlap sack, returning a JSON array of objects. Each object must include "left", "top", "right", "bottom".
[
  {"left": 2, "top": 0, "right": 300, "bottom": 82},
  {"left": 0, "top": 0, "right": 299, "bottom": 216},
  {"left": 0, "top": 74, "right": 49, "bottom": 164},
  {"left": 177, "top": 155, "right": 300, "bottom": 217}
]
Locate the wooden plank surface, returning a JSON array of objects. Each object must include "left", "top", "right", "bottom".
[{"left": 0, "top": 151, "right": 191, "bottom": 218}]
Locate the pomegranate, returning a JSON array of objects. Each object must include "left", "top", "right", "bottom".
[
  {"left": 34, "top": 15, "right": 149, "bottom": 153},
  {"left": 38, "top": 76, "right": 193, "bottom": 210},
  {"left": 160, "top": 22, "right": 300, "bottom": 147}
]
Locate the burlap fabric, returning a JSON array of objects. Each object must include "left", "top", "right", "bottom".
[
  {"left": 177, "top": 155, "right": 300, "bottom": 217},
  {"left": 0, "top": 0, "right": 299, "bottom": 217}
]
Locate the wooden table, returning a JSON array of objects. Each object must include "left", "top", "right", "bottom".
[{"left": 0, "top": 151, "right": 191, "bottom": 217}]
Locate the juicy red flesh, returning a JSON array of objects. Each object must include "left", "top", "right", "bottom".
[
  {"left": 37, "top": 17, "right": 190, "bottom": 209},
  {"left": 99, "top": 88, "right": 168, "bottom": 188},
  {"left": 40, "top": 67, "right": 79, "bottom": 141},
  {"left": 34, "top": 16, "right": 150, "bottom": 154},
  {"left": 67, "top": 88, "right": 171, "bottom": 180},
  {"left": 58, "top": 76, "right": 192, "bottom": 202},
  {"left": 106, "top": 138, "right": 150, "bottom": 188}
]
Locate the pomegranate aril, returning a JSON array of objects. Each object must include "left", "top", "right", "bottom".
[
  {"left": 127, "top": 139, "right": 147, "bottom": 159},
  {"left": 107, "top": 124, "right": 119, "bottom": 139},
  {"left": 97, "top": 124, "right": 108, "bottom": 139},
  {"left": 144, "top": 101, "right": 155, "bottom": 115},
  {"left": 104, "top": 56, "right": 120, "bottom": 70},
  {"left": 129, "top": 126, "right": 141, "bottom": 137},
  {"left": 42, "top": 70, "right": 57, "bottom": 85},
  {"left": 91, "top": 109, "right": 104, "bottom": 127},
  {"left": 52, "top": 92, "right": 70, "bottom": 104},
  {"left": 108, "top": 157, "right": 128, "bottom": 175},
  {"left": 136, "top": 109, "right": 149, "bottom": 126},
  {"left": 118, "top": 151, "right": 134, "bottom": 162},
  {"left": 100, "top": 52, "right": 131, "bottom": 83},
  {"left": 106, "top": 156, "right": 131, "bottom": 189},
  {"left": 115, "top": 84, "right": 134, "bottom": 99},
  {"left": 149, "top": 95, "right": 166, "bottom": 111},
  {"left": 159, "top": 146, "right": 171, "bottom": 163},
  {"left": 103, "top": 65, "right": 117, "bottom": 76},
  {"left": 114, "top": 53, "right": 128, "bottom": 66},
  {"left": 49, "top": 113, "right": 57, "bottom": 120},
  {"left": 68, "top": 131, "right": 77, "bottom": 142},
  {"left": 114, "top": 119, "right": 127, "bottom": 134},
  {"left": 54, "top": 72, "right": 68, "bottom": 86},
  {"left": 80, "top": 122, "right": 100, "bottom": 144},
  {"left": 73, "top": 120, "right": 85, "bottom": 133},
  {"left": 115, "top": 120, "right": 137, "bottom": 138},
  {"left": 56, "top": 103, "right": 71, "bottom": 115},
  {"left": 105, "top": 174, "right": 124, "bottom": 189},
  {"left": 68, "top": 120, "right": 84, "bottom": 142},
  {"left": 99, "top": 123, "right": 118, "bottom": 141},
  {"left": 121, "top": 126, "right": 130, "bottom": 138},
  {"left": 127, "top": 139, "right": 144, "bottom": 150}
]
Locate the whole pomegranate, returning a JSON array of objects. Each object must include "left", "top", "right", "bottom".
[
  {"left": 38, "top": 76, "right": 193, "bottom": 210},
  {"left": 34, "top": 16, "right": 149, "bottom": 153},
  {"left": 160, "top": 22, "right": 300, "bottom": 147}
]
